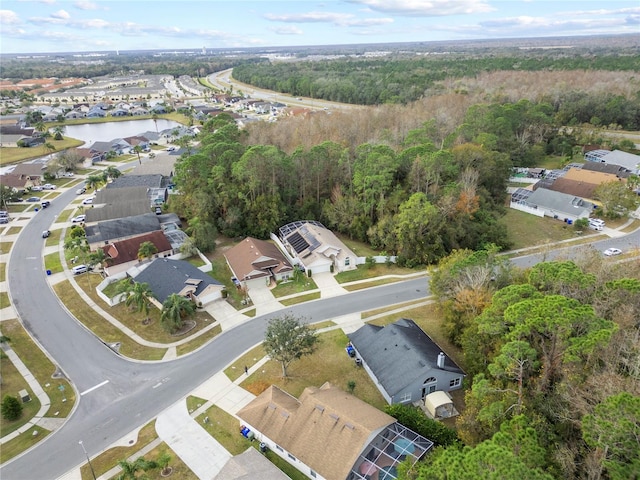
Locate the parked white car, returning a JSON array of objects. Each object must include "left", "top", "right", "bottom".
[
  {"left": 82, "top": 198, "right": 93, "bottom": 205},
  {"left": 71, "top": 214, "right": 86, "bottom": 223},
  {"left": 42, "top": 184, "right": 57, "bottom": 190},
  {"left": 603, "top": 248, "right": 622, "bottom": 256}
]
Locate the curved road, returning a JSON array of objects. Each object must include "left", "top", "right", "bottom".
[{"left": 2, "top": 186, "right": 428, "bottom": 479}]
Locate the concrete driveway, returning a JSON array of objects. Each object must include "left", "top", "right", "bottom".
[
  {"left": 246, "top": 282, "right": 283, "bottom": 315},
  {"left": 313, "top": 271, "right": 347, "bottom": 298}
]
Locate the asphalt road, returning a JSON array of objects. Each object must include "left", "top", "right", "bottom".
[{"left": 2, "top": 188, "right": 429, "bottom": 480}]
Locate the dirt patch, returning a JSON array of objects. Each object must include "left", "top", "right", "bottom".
[{"left": 171, "top": 320, "right": 196, "bottom": 337}]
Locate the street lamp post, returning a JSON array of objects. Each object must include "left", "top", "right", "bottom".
[{"left": 79, "top": 440, "right": 97, "bottom": 480}]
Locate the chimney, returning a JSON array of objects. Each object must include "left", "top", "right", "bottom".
[{"left": 437, "top": 352, "right": 445, "bottom": 369}]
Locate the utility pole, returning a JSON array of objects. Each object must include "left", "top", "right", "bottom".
[{"left": 79, "top": 440, "right": 97, "bottom": 480}]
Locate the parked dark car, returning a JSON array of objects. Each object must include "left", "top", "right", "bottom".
[{"left": 41, "top": 200, "right": 51, "bottom": 208}]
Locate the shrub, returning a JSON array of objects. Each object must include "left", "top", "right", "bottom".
[
  {"left": 1, "top": 395, "right": 23, "bottom": 421},
  {"left": 384, "top": 403, "right": 459, "bottom": 447}
]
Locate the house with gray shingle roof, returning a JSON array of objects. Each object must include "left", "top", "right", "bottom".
[
  {"left": 85, "top": 213, "right": 162, "bottom": 249},
  {"left": 348, "top": 319, "right": 465, "bottom": 405},
  {"left": 132, "top": 258, "right": 223, "bottom": 308},
  {"left": 525, "top": 187, "right": 594, "bottom": 222}
]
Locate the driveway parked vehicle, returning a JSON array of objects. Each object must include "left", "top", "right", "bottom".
[
  {"left": 76, "top": 187, "right": 86, "bottom": 195},
  {"left": 82, "top": 198, "right": 93, "bottom": 205},
  {"left": 603, "top": 248, "right": 622, "bottom": 256},
  {"left": 31, "top": 185, "right": 44, "bottom": 191},
  {"left": 27, "top": 196, "right": 40, "bottom": 202},
  {"left": 71, "top": 214, "right": 86, "bottom": 223},
  {"left": 42, "top": 184, "right": 57, "bottom": 190}
]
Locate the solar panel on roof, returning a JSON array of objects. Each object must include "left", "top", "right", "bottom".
[{"left": 287, "top": 232, "right": 310, "bottom": 254}]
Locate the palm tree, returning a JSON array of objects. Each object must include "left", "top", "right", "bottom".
[
  {"left": 102, "top": 166, "right": 122, "bottom": 182},
  {"left": 151, "top": 112, "right": 159, "bottom": 133},
  {"left": 161, "top": 294, "right": 196, "bottom": 333},
  {"left": 43, "top": 142, "right": 56, "bottom": 155},
  {"left": 52, "top": 124, "right": 65, "bottom": 140},
  {"left": 132, "top": 145, "right": 143, "bottom": 165},
  {"left": 115, "top": 457, "right": 157, "bottom": 480},
  {"left": 156, "top": 452, "right": 172, "bottom": 476},
  {"left": 125, "top": 282, "right": 154, "bottom": 322},
  {"left": 33, "top": 121, "right": 47, "bottom": 136},
  {"left": 85, "top": 174, "right": 104, "bottom": 191},
  {"left": 137, "top": 241, "right": 158, "bottom": 261}
]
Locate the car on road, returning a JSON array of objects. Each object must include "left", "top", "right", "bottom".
[
  {"left": 42, "top": 184, "right": 57, "bottom": 190},
  {"left": 41, "top": 200, "right": 51, "bottom": 208},
  {"left": 71, "top": 214, "right": 85, "bottom": 223},
  {"left": 603, "top": 248, "right": 622, "bottom": 256},
  {"left": 42, "top": 230, "right": 50, "bottom": 238},
  {"left": 82, "top": 197, "right": 93, "bottom": 205},
  {"left": 154, "top": 206, "right": 162, "bottom": 215},
  {"left": 27, "top": 196, "right": 40, "bottom": 202},
  {"left": 76, "top": 187, "right": 86, "bottom": 195}
]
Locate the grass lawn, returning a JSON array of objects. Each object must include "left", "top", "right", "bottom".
[
  {"left": 176, "top": 324, "right": 222, "bottom": 357},
  {"left": 197, "top": 404, "right": 253, "bottom": 455},
  {"left": 186, "top": 395, "right": 208, "bottom": 413},
  {"left": 184, "top": 255, "right": 206, "bottom": 267},
  {"left": 2, "top": 319, "right": 75, "bottom": 417},
  {"left": 45, "top": 228, "right": 62, "bottom": 247},
  {"left": 0, "top": 137, "right": 83, "bottom": 166},
  {"left": 242, "top": 329, "right": 387, "bottom": 410},
  {"left": 279, "top": 292, "right": 321, "bottom": 306},
  {"left": 0, "top": 262, "right": 5, "bottom": 281},
  {"left": 0, "top": 426, "right": 51, "bottom": 464},
  {"left": 501, "top": 208, "right": 583, "bottom": 250},
  {"left": 224, "top": 344, "right": 266, "bottom": 382},
  {"left": 271, "top": 274, "right": 317, "bottom": 298},
  {"left": 0, "top": 241, "right": 14, "bottom": 255},
  {"left": 335, "top": 263, "right": 421, "bottom": 284},
  {"left": 52, "top": 280, "right": 166, "bottom": 360},
  {"left": 335, "top": 233, "right": 381, "bottom": 257},
  {"left": 5, "top": 226, "right": 22, "bottom": 235},
  {"left": 0, "top": 353, "right": 41, "bottom": 437},
  {"left": 44, "top": 252, "right": 64, "bottom": 274},
  {"left": 342, "top": 277, "right": 412, "bottom": 292},
  {"left": 0, "top": 291, "right": 9, "bottom": 309},
  {"left": 115, "top": 442, "right": 198, "bottom": 480},
  {"left": 538, "top": 155, "right": 570, "bottom": 170},
  {"left": 80, "top": 420, "right": 157, "bottom": 480}
]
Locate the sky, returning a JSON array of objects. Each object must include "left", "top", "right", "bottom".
[{"left": 0, "top": 0, "right": 639, "bottom": 54}]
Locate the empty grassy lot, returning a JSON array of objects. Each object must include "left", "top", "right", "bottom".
[{"left": 501, "top": 208, "right": 584, "bottom": 250}]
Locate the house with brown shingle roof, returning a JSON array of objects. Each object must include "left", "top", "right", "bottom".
[
  {"left": 237, "top": 382, "right": 433, "bottom": 480},
  {"left": 224, "top": 237, "right": 294, "bottom": 288},
  {"left": 0, "top": 173, "right": 32, "bottom": 193},
  {"left": 100, "top": 230, "right": 173, "bottom": 276}
]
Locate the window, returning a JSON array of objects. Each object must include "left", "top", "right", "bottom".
[
  {"left": 345, "top": 257, "right": 350, "bottom": 266},
  {"left": 450, "top": 378, "right": 461, "bottom": 388},
  {"left": 399, "top": 392, "right": 411, "bottom": 403},
  {"left": 288, "top": 453, "right": 297, "bottom": 461},
  {"left": 310, "top": 470, "right": 317, "bottom": 478},
  {"left": 275, "top": 445, "right": 283, "bottom": 452}
]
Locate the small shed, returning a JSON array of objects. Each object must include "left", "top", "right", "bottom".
[{"left": 424, "top": 391, "right": 457, "bottom": 420}]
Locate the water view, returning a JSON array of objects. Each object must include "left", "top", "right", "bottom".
[{"left": 63, "top": 119, "right": 182, "bottom": 145}]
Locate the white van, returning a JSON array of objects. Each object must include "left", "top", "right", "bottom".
[{"left": 72, "top": 265, "right": 88, "bottom": 275}]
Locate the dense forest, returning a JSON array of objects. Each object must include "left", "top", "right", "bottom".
[
  {"left": 172, "top": 86, "right": 638, "bottom": 265},
  {"left": 232, "top": 54, "right": 640, "bottom": 106},
  {"left": 407, "top": 248, "right": 640, "bottom": 480}
]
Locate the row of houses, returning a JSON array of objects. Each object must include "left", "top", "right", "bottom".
[{"left": 510, "top": 149, "right": 640, "bottom": 222}]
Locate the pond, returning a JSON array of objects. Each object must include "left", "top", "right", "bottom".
[{"left": 62, "top": 119, "right": 182, "bottom": 145}]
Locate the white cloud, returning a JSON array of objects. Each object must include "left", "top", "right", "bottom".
[
  {"left": 51, "top": 9, "right": 70, "bottom": 20},
  {"left": 0, "top": 10, "right": 21, "bottom": 24},
  {"left": 74, "top": 1, "right": 99, "bottom": 10},
  {"left": 264, "top": 10, "right": 393, "bottom": 28},
  {"left": 270, "top": 25, "right": 304, "bottom": 35},
  {"left": 346, "top": 0, "right": 495, "bottom": 16}
]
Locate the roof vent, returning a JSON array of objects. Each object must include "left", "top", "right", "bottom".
[
  {"left": 329, "top": 413, "right": 339, "bottom": 422},
  {"left": 437, "top": 352, "right": 445, "bottom": 368},
  {"left": 315, "top": 405, "right": 325, "bottom": 412}
]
